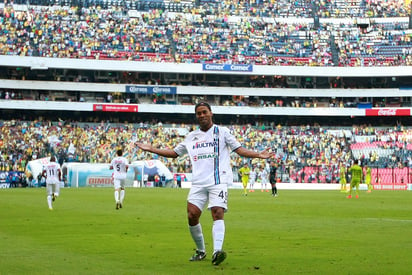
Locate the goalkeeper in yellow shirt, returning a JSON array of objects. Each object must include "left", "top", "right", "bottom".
[{"left": 238, "top": 162, "right": 250, "bottom": 196}]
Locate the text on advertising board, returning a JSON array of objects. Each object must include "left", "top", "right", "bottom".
[
  {"left": 202, "top": 64, "right": 253, "bottom": 72},
  {"left": 93, "top": 104, "right": 138, "bottom": 112},
  {"left": 125, "top": 85, "right": 177, "bottom": 94},
  {"left": 365, "top": 109, "right": 410, "bottom": 116}
]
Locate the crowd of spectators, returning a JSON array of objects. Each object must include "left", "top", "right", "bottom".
[
  {"left": 0, "top": 0, "right": 411, "bottom": 66},
  {"left": 1, "top": 117, "right": 412, "bottom": 186},
  {"left": 6, "top": 0, "right": 411, "bottom": 18}
]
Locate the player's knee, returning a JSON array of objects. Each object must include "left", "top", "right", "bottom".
[
  {"left": 187, "top": 204, "right": 201, "bottom": 222},
  {"left": 211, "top": 207, "right": 224, "bottom": 220},
  {"left": 188, "top": 212, "right": 200, "bottom": 225}
]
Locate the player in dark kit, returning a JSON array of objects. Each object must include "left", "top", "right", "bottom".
[{"left": 269, "top": 161, "right": 278, "bottom": 197}]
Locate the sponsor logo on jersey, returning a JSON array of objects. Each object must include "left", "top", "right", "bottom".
[
  {"left": 193, "top": 153, "right": 217, "bottom": 161},
  {"left": 193, "top": 141, "right": 217, "bottom": 150}
]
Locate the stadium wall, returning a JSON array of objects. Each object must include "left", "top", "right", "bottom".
[
  {"left": 62, "top": 160, "right": 173, "bottom": 188},
  {"left": 18, "top": 158, "right": 412, "bottom": 191},
  {"left": 181, "top": 182, "right": 412, "bottom": 191},
  {"left": 2, "top": 99, "right": 411, "bottom": 117},
  {"left": 0, "top": 79, "right": 407, "bottom": 98}
]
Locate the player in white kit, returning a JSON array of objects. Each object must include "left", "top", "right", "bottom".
[
  {"left": 259, "top": 165, "right": 269, "bottom": 192},
  {"left": 110, "top": 149, "right": 129, "bottom": 210},
  {"left": 248, "top": 166, "right": 257, "bottom": 192},
  {"left": 42, "top": 156, "right": 62, "bottom": 210},
  {"left": 136, "top": 102, "right": 272, "bottom": 265}
]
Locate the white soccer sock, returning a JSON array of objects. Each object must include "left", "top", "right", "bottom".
[
  {"left": 47, "top": 195, "right": 52, "bottom": 209},
  {"left": 120, "top": 189, "right": 125, "bottom": 203},
  {"left": 114, "top": 190, "right": 119, "bottom": 202},
  {"left": 189, "top": 223, "right": 205, "bottom": 252},
  {"left": 213, "top": 219, "right": 225, "bottom": 252}
]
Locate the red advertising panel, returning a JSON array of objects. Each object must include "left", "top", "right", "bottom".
[
  {"left": 86, "top": 176, "right": 113, "bottom": 187},
  {"left": 365, "top": 109, "right": 410, "bottom": 116},
  {"left": 93, "top": 104, "right": 138, "bottom": 112}
]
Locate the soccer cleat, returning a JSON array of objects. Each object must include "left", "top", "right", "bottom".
[
  {"left": 119, "top": 203, "right": 123, "bottom": 208},
  {"left": 347, "top": 195, "right": 352, "bottom": 199},
  {"left": 52, "top": 193, "right": 56, "bottom": 201},
  {"left": 116, "top": 202, "right": 120, "bottom": 210},
  {"left": 212, "top": 250, "right": 226, "bottom": 265},
  {"left": 355, "top": 195, "right": 359, "bottom": 199},
  {"left": 189, "top": 250, "right": 206, "bottom": 261}
]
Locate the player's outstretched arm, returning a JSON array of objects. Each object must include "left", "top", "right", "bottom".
[
  {"left": 235, "top": 147, "right": 272, "bottom": 159},
  {"left": 136, "top": 142, "right": 178, "bottom": 158}
]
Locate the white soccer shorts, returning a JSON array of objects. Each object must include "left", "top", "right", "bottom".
[
  {"left": 188, "top": 184, "right": 228, "bottom": 212},
  {"left": 46, "top": 182, "right": 60, "bottom": 196},
  {"left": 113, "top": 178, "right": 126, "bottom": 189}
]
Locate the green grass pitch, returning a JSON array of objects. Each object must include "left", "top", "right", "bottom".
[{"left": 1, "top": 187, "right": 411, "bottom": 275}]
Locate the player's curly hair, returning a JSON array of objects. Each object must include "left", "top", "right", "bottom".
[{"left": 195, "top": 101, "right": 211, "bottom": 111}]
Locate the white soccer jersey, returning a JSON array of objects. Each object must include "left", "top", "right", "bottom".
[
  {"left": 174, "top": 125, "right": 241, "bottom": 186},
  {"left": 44, "top": 162, "right": 61, "bottom": 184},
  {"left": 259, "top": 169, "right": 268, "bottom": 184},
  {"left": 249, "top": 169, "right": 256, "bottom": 184},
  {"left": 110, "top": 156, "right": 129, "bottom": 179}
]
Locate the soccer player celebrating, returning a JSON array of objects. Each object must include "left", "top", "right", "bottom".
[
  {"left": 136, "top": 101, "right": 272, "bottom": 265},
  {"left": 42, "top": 156, "right": 62, "bottom": 210},
  {"left": 110, "top": 148, "right": 129, "bottom": 209}
]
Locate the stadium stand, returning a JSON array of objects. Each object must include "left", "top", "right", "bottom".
[{"left": 0, "top": 1, "right": 410, "bottom": 65}]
